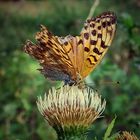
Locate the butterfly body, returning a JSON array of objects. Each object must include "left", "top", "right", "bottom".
[
  {"left": 24, "top": 11, "right": 117, "bottom": 85},
  {"left": 40, "top": 65, "right": 75, "bottom": 85}
]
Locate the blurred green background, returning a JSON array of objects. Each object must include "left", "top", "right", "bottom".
[{"left": 0, "top": 0, "right": 140, "bottom": 139}]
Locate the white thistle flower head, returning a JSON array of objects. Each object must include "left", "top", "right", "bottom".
[{"left": 37, "top": 85, "right": 106, "bottom": 138}]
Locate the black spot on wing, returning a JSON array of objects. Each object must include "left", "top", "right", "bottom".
[
  {"left": 78, "top": 39, "right": 83, "bottom": 45},
  {"left": 90, "top": 55, "right": 98, "bottom": 62},
  {"left": 111, "top": 16, "right": 116, "bottom": 24},
  {"left": 66, "top": 47, "right": 72, "bottom": 53},
  {"left": 98, "top": 34, "right": 102, "bottom": 38},
  {"left": 64, "top": 41, "right": 68, "bottom": 46},
  {"left": 93, "top": 48, "right": 103, "bottom": 55},
  {"left": 84, "top": 47, "right": 90, "bottom": 52},
  {"left": 86, "top": 58, "right": 95, "bottom": 66},
  {"left": 101, "top": 40, "right": 108, "bottom": 48},
  {"left": 90, "top": 40, "right": 97, "bottom": 45},
  {"left": 91, "top": 30, "right": 96, "bottom": 36},
  {"left": 102, "top": 22, "right": 106, "bottom": 28},
  {"left": 98, "top": 26, "right": 101, "bottom": 30},
  {"left": 84, "top": 33, "right": 89, "bottom": 40},
  {"left": 84, "top": 25, "right": 88, "bottom": 30},
  {"left": 90, "top": 23, "right": 95, "bottom": 28},
  {"left": 107, "top": 21, "right": 111, "bottom": 26}
]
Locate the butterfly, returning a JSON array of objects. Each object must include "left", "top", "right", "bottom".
[{"left": 24, "top": 11, "right": 117, "bottom": 86}]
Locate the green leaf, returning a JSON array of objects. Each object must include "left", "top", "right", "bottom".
[
  {"left": 103, "top": 116, "right": 117, "bottom": 140},
  {"left": 108, "top": 133, "right": 120, "bottom": 140},
  {"left": 94, "top": 137, "right": 98, "bottom": 140}
]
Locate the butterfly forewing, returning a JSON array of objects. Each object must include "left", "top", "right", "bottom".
[{"left": 78, "top": 12, "right": 117, "bottom": 78}]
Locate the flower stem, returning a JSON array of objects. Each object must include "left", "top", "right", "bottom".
[{"left": 56, "top": 126, "right": 88, "bottom": 140}]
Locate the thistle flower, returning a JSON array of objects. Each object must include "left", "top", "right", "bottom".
[
  {"left": 37, "top": 85, "right": 106, "bottom": 140},
  {"left": 116, "top": 131, "right": 139, "bottom": 140}
]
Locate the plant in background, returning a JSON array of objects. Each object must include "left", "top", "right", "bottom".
[
  {"left": 103, "top": 117, "right": 139, "bottom": 140},
  {"left": 37, "top": 85, "right": 106, "bottom": 140},
  {"left": 116, "top": 131, "right": 139, "bottom": 140}
]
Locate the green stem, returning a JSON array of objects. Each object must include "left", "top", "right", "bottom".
[
  {"left": 57, "top": 135, "right": 86, "bottom": 140},
  {"left": 55, "top": 125, "right": 88, "bottom": 140},
  {"left": 86, "top": 0, "right": 100, "bottom": 20}
]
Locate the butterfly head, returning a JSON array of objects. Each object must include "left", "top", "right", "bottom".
[{"left": 64, "top": 77, "right": 76, "bottom": 86}]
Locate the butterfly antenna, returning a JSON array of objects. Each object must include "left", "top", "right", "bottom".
[
  {"left": 86, "top": 81, "right": 120, "bottom": 87},
  {"left": 101, "top": 81, "right": 120, "bottom": 86}
]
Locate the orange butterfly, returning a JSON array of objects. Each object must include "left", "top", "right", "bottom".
[{"left": 24, "top": 11, "right": 117, "bottom": 85}]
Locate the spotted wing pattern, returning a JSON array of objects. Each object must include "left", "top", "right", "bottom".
[
  {"left": 24, "top": 11, "right": 117, "bottom": 85},
  {"left": 61, "top": 11, "right": 117, "bottom": 79},
  {"left": 80, "top": 11, "right": 116, "bottom": 78}
]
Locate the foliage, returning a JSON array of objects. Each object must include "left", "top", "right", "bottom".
[
  {"left": 0, "top": 0, "right": 140, "bottom": 140},
  {"left": 103, "top": 117, "right": 118, "bottom": 140}
]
